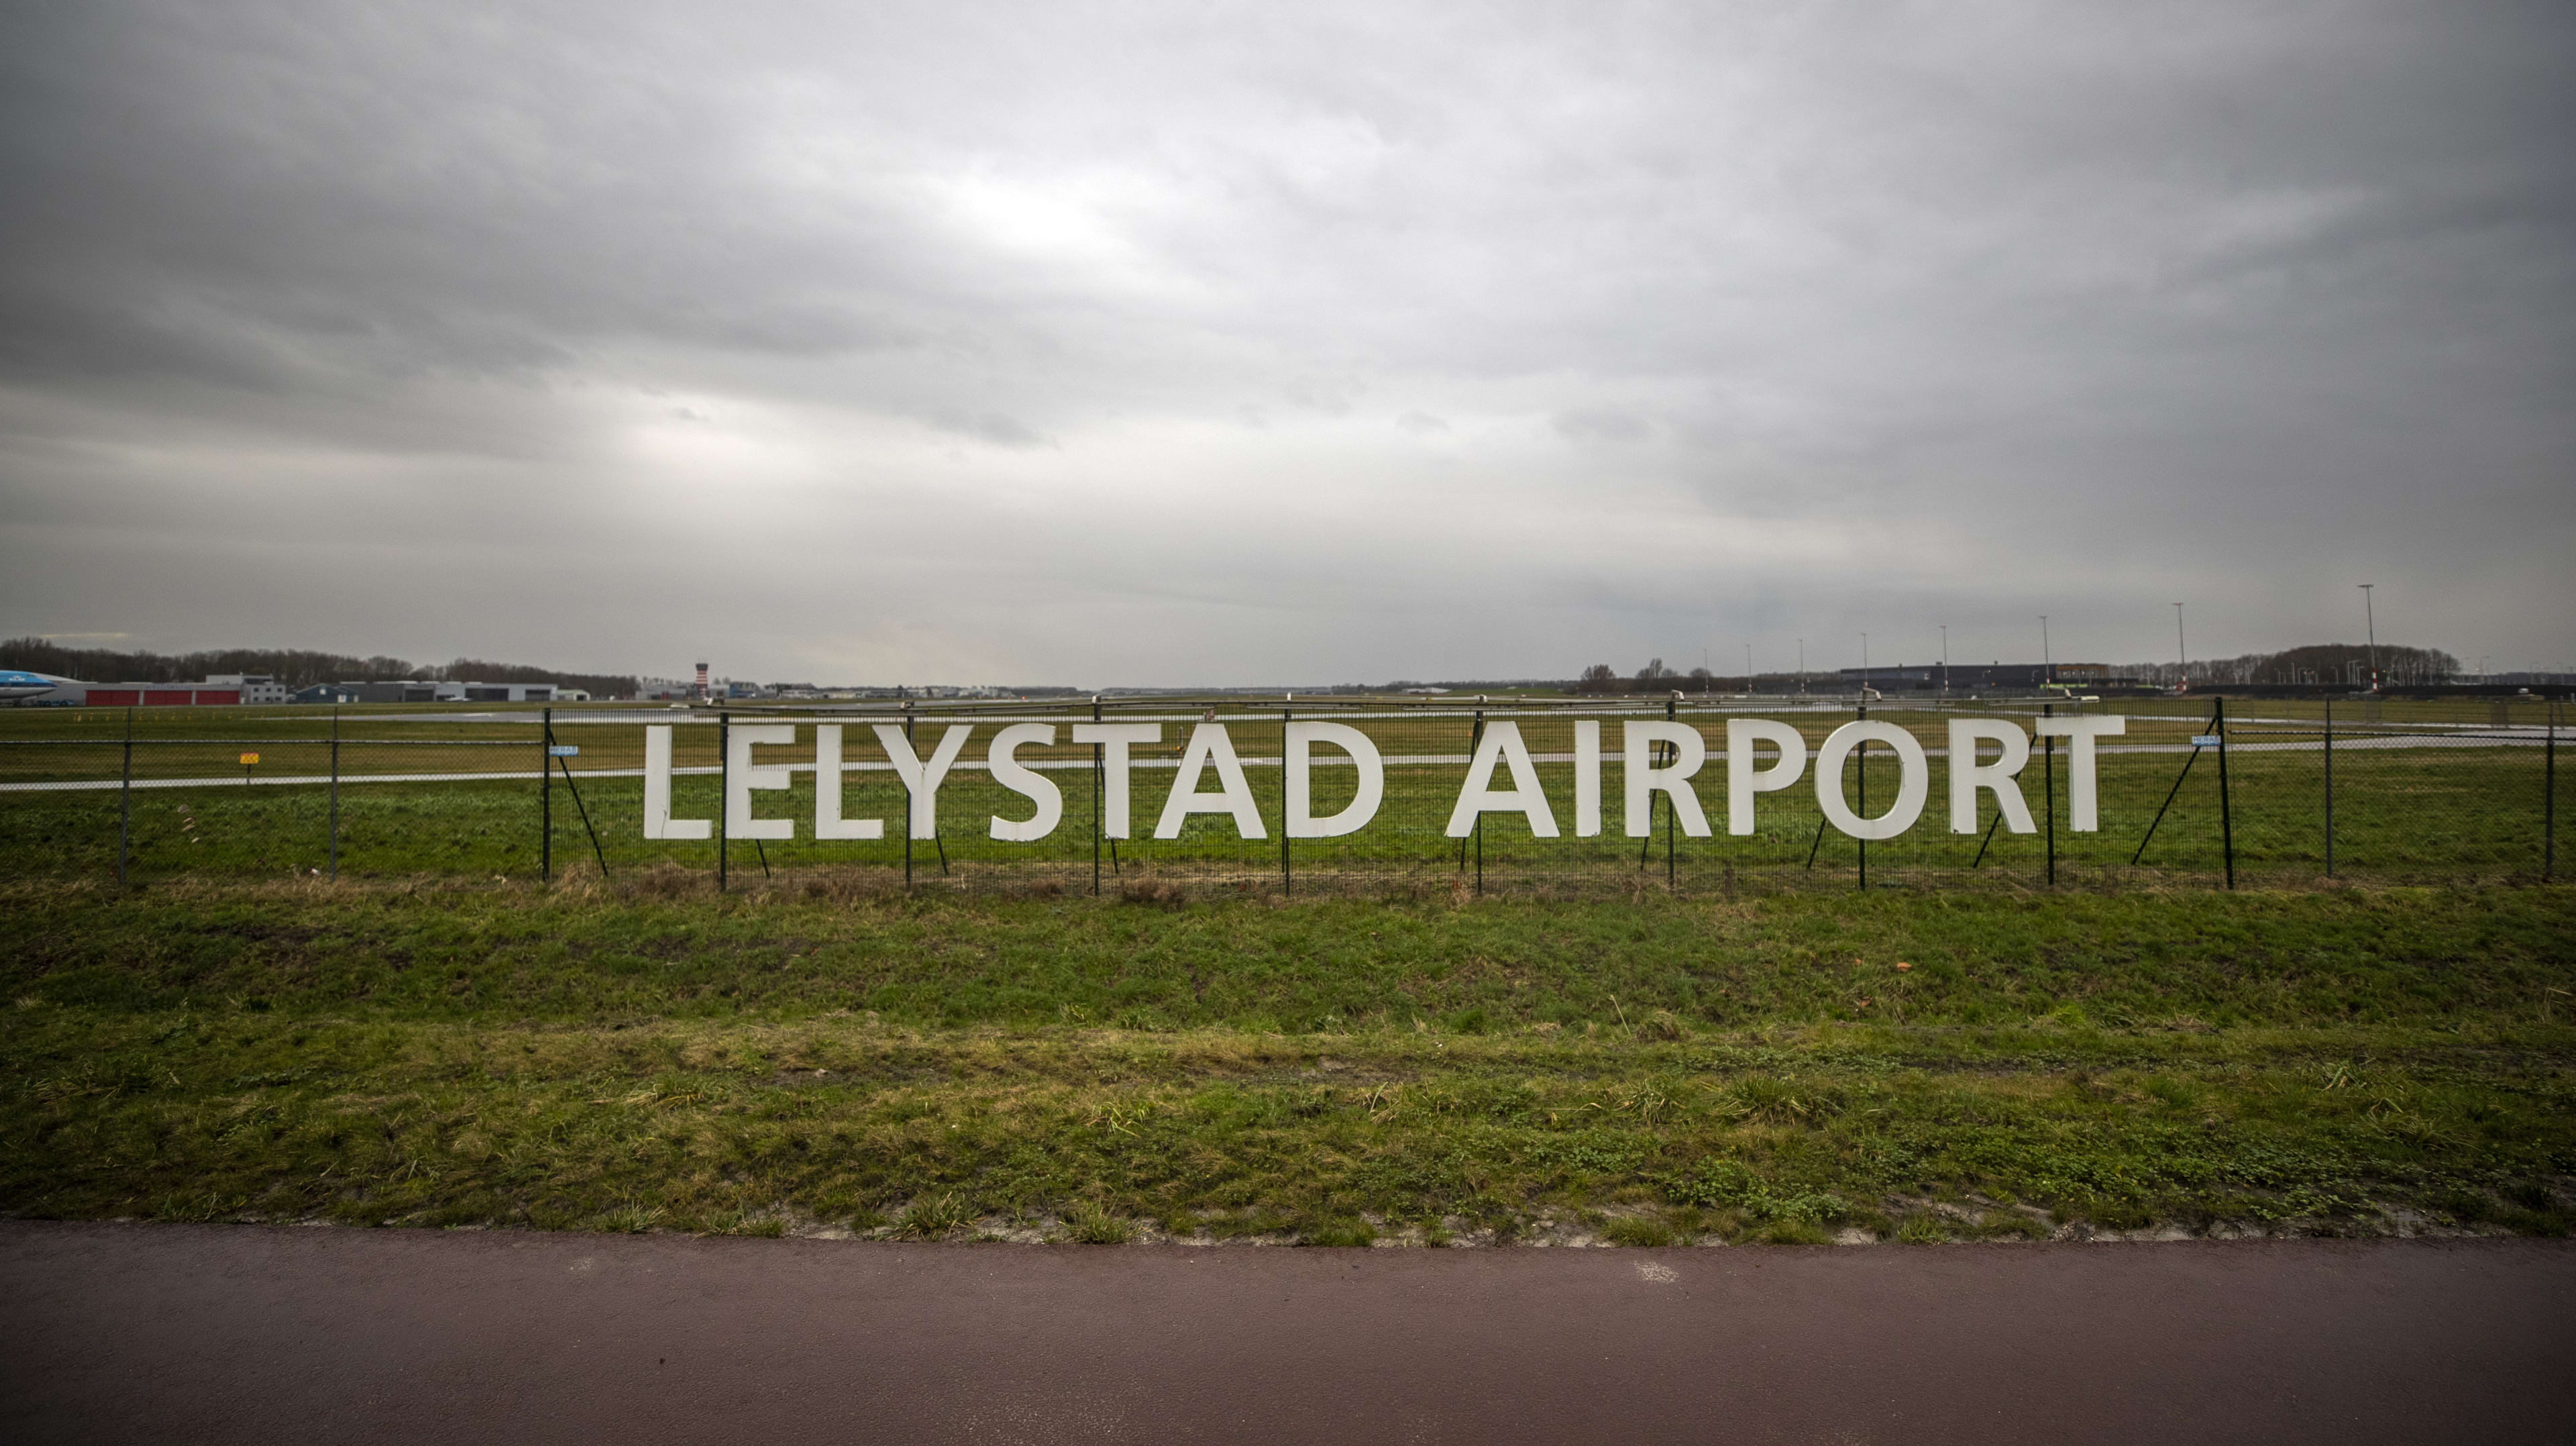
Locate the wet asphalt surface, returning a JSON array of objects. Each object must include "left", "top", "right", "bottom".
[{"left": 2, "top": 1222, "right": 2571, "bottom": 1444}]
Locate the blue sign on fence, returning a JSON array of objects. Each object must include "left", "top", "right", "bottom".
[
  {"left": 2190, "top": 734, "right": 2222, "bottom": 747},
  {"left": 548, "top": 744, "right": 579, "bottom": 756}
]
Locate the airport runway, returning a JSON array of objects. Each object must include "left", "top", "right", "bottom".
[{"left": 3, "top": 1222, "right": 2570, "bottom": 1444}]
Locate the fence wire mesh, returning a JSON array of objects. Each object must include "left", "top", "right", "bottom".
[{"left": 0, "top": 694, "right": 2562, "bottom": 894}]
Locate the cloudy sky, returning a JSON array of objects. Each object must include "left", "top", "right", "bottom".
[{"left": 3, "top": 1, "right": 2570, "bottom": 686}]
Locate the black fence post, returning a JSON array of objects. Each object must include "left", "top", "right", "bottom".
[
  {"left": 901, "top": 705, "right": 912, "bottom": 892},
  {"left": 1639, "top": 746, "right": 1657, "bottom": 871},
  {"left": 1666, "top": 694, "right": 1677, "bottom": 890},
  {"left": 1280, "top": 701, "right": 1292, "bottom": 898},
  {"left": 328, "top": 707, "right": 339, "bottom": 881},
  {"left": 1468, "top": 706, "right": 1484, "bottom": 896},
  {"left": 2042, "top": 702, "right": 2056, "bottom": 887},
  {"left": 1091, "top": 695, "right": 1103, "bottom": 897},
  {"left": 2546, "top": 700, "right": 2557, "bottom": 883},
  {"left": 557, "top": 750, "right": 610, "bottom": 880},
  {"left": 2322, "top": 697, "right": 2334, "bottom": 878},
  {"left": 718, "top": 709, "right": 730, "bottom": 894},
  {"left": 1856, "top": 701, "right": 1868, "bottom": 891},
  {"left": 2215, "top": 695, "right": 2235, "bottom": 890},
  {"left": 541, "top": 706, "right": 553, "bottom": 884},
  {"left": 116, "top": 706, "right": 133, "bottom": 886}
]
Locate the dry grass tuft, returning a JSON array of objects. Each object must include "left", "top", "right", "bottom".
[
  {"left": 622, "top": 862, "right": 704, "bottom": 902},
  {"left": 1119, "top": 876, "right": 1187, "bottom": 909}
]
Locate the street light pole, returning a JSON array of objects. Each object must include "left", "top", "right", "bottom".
[
  {"left": 1797, "top": 638, "right": 1805, "bottom": 696},
  {"left": 1860, "top": 632, "right": 1870, "bottom": 696},
  {"left": 2040, "top": 615, "right": 2052, "bottom": 688},
  {"left": 2174, "top": 603, "right": 2187, "bottom": 692},
  {"left": 2359, "top": 584, "right": 2378, "bottom": 691},
  {"left": 1939, "top": 624, "right": 1949, "bottom": 696},
  {"left": 1744, "top": 642, "right": 1753, "bottom": 694}
]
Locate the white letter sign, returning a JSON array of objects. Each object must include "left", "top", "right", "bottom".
[
  {"left": 987, "top": 723, "right": 1063, "bottom": 842},
  {"left": 1070, "top": 723, "right": 1159, "bottom": 839},
  {"left": 1446, "top": 721, "right": 1559, "bottom": 837},
  {"left": 1623, "top": 721, "right": 1711, "bottom": 837},
  {"left": 725, "top": 724, "right": 796, "bottom": 840},
  {"left": 642, "top": 724, "right": 710, "bottom": 839},
  {"left": 1573, "top": 720, "right": 1603, "bottom": 837},
  {"left": 1285, "top": 721, "right": 1383, "bottom": 838},
  {"left": 1156, "top": 723, "right": 1267, "bottom": 839},
  {"left": 873, "top": 723, "right": 972, "bottom": 841},
  {"left": 1727, "top": 719, "right": 1806, "bottom": 835},
  {"left": 1947, "top": 719, "right": 2033, "bottom": 835},
  {"left": 2034, "top": 715, "right": 2126, "bottom": 831},
  {"left": 813, "top": 723, "right": 884, "bottom": 841},
  {"left": 1815, "top": 721, "right": 1929, "bottom": 840}
]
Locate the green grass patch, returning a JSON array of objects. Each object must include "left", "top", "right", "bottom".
[{"left": 2, "top": 878, "right": 2571, "bottom": 1244}]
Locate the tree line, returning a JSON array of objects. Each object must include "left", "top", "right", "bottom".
[
  {"left": 1570, "top": 642, "right": 2466, "bottom": 694},
  {"left": 0, "top": 638, "right": 641, "bottom": 699},
  {"left": 2122, "top": 643, "right": 2463, "bottom": 688}
]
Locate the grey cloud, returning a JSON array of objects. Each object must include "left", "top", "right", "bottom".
[
  {"left": 1552, "top": 408, "right": 1651, "bottom": 444},
  {"left": 926, "top": 409, "right": 1050, "bottom": 450},
  {"left": 1, "top": 0, "right": 2571, "bottom": 682}
]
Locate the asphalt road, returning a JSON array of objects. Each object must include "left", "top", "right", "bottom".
[{"left": 3, "top": 1223, "right": 2570, "bottom": 1444}]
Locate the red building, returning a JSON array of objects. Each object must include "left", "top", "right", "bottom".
[{"left": 77, "top": 686, "right": 243, "bottom": 707}]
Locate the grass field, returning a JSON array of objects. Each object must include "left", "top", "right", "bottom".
[{"left": 3, "top": 875, "right": 2571, "bottom": 1246}]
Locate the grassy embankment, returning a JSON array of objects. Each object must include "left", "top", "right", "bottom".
[{"left": 3, "top": 875, "right": 2571, "bottom": 1245}]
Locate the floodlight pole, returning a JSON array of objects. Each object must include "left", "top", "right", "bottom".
[
  {"left": 1939, "top": 625, "right": 1949, "bottom": 698},
  {"left": 2174, "top": 603, "right": 2187, "bottom": 691},
  {"left": 2041, "top": 615, "right": 2052, "bottom": 688},
  {"left": 2359, "top": 584, "right": 2378, "bottom": 691}
]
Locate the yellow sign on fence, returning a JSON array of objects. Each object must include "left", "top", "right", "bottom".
[{"left": 239, "top": 752, "right": 259, "bottom": 766}]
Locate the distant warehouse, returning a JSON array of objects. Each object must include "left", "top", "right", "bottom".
[
  {"left": 329, "top": 680, "right": 562, "bottom": 703},
  {"left": 81, "top": 674, "right": 290, "bottom": 706},
  {"left": 1834, "top": 662, "right": 2133, "bottom": 691},
  {"left": 56, "top": 676, "right": 562, "bottom": 706}
]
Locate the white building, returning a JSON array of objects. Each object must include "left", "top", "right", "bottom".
[{"left": 205, "top": 674, "right": 293, "bottom": 705}]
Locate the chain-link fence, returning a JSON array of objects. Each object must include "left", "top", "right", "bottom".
[{"left": 0, "top": 694, "right": 2562, "bottom": 894}]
